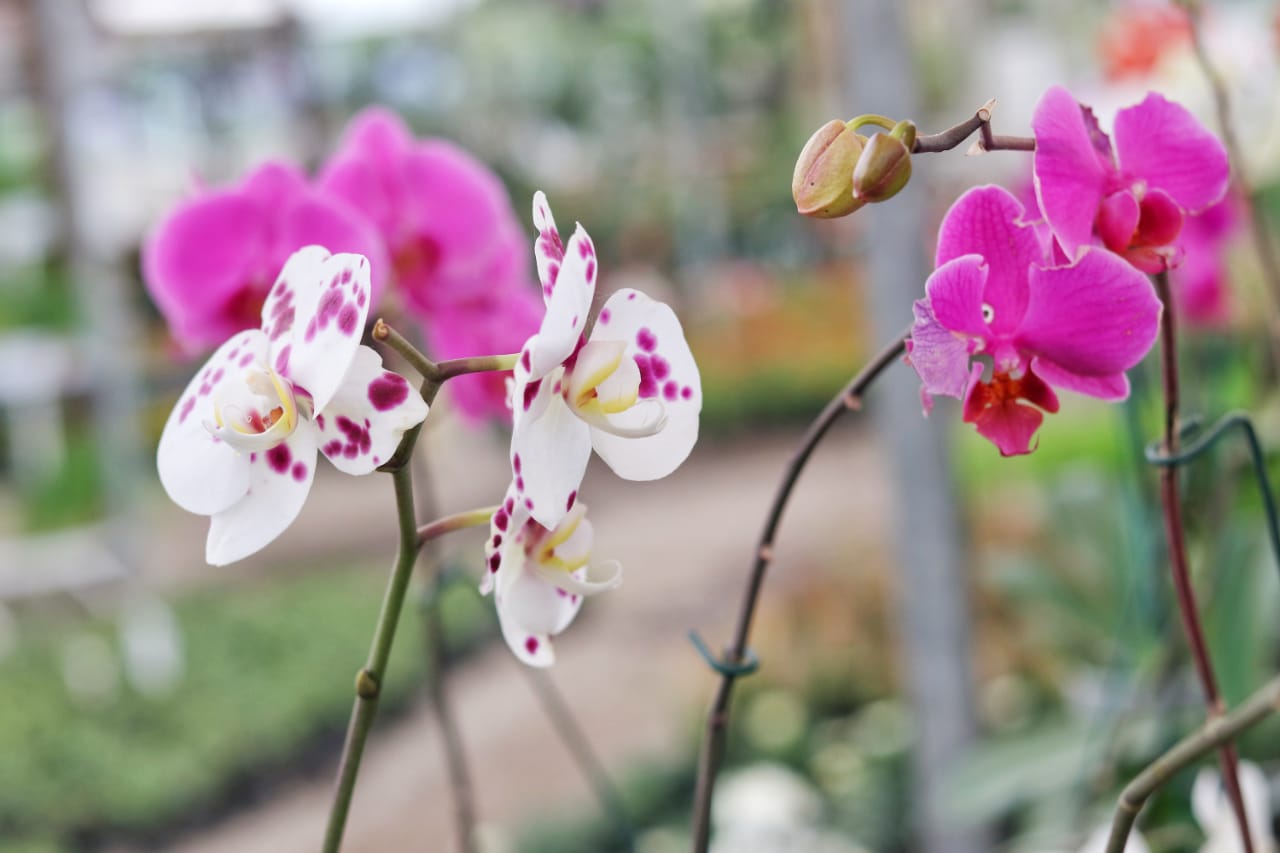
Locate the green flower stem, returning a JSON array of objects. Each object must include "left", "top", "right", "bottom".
[
  {"left": 1105, "top": 675, "right": 1280, "bottom": 853},
  {"left": 323, "top": 458, "right": 423, "bottom": 853},
  {"left": 372, "top": 319, "right": 437, "bottom": 382},
  {"left": 847, "top": 113, "right": 896, "bottom": 132},
  {"left": 417, "top": 506, "right": 497, "bottom": 546},
  {"left": 1151, "top": 271, "right": 1255, "bottom": 853},
  {"left": 436, "top": 353, "right": 521, "bottom": 380}
]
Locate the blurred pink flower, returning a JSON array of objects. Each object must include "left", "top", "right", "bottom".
[
  {"left": 319, "top": 107, "right": 540, "bottom": 425},
  {"left": 319, "top": 107, "right": 530, "bottom": 315},
  {"left": 1171, "top": 193, "right": 1240, "bottom": 327},
  {"left": 143, "top": 161, "right": 388, "bottom": 353}
]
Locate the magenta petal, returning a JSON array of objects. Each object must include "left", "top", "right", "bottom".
[
  {"left": 926, "top": 254, "right": 990, "bottom": 338},
  {"left": 1113, "top": 91, "right": 1229, "bottom": 214},
  {"left": 935, "top": 186, "right": 1042, "bottom": 334},
  {"left": 1135, "top": 188, "right": 1184, "bottom": 248},
  {"left": 1097, "top": 190, "right": 1140, "bottom": 254},
  {"left": 1032, "top": 358, "right": 1131, "bottom": 401},
  {"left": 907, "top": 298, "right": 973, "bottom": 405},
  {"left": 402, "top": 141, "right": 512, "bottom": 261},
  {"left": 972, "top": 401, "right": 1044, "bottom": 456},
  {"left": 1032, "top": 86, "right": 1111, "bottom": 259},
  {"left": 1015, "top": 248, "right": 1161, "bottom": 376}
]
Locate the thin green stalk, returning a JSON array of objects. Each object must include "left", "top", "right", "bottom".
[
  {"left": 323, "top": 459, "right": 423, "bottom": 853},
  {"left": 1105, "top": 675, "right": 1280, "bottom": 853}
]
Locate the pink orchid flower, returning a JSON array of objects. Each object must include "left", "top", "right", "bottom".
[
  {"left": 144, "top": 161, "right": 388, "bottom": 353},
  {"left": 907, "top": 186, "right": 1161, "bottom": 456},
  {"left": 480, "top": 483, "right": 621, "bottom": 666},
  {"left": 1171, "top": 193, "right": 1240, "bottom": 327},
  {"left": 1032, "top": 85, "right": 1229, "bottom": 273},
  {"left": 157, "top": 247, "right": 427, "bottom": 565},
  {"left": 509, "top": 192, "right": 702, "bottom": 530},
  {"left": 426, "top": 285, "right": 544, "bottom": 424},
  {"left": 318, "top": 107, "right": 530, "bottom": 315}
]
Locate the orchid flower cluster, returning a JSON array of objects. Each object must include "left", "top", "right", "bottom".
[
  {"left": 151, "top": 132, "right": 702, "bottom": 666},
  {"left": 796, "top": 85, "right": 1230, "bottom": 455}
]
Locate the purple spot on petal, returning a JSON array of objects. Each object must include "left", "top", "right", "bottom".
[
  {"left": 513, "top": 454, "right": 522, "bottom": 473},
  {"left": 212, "top": 368, "right": 224, "bottom": 383},
  {"left": 516, "top": 476, "right": 524, "bottom": 491},
  {"left": 489, "top": 552, "right": 501, "bottom": 572},
  {"left": 523, "top": 378, "right": 542, "bottom": 411},
  {"left": 316, "top": 414, "right": 325, "bottom": 430},
  {"left": 239, "top": 353, "right": 254, "bottom": 367},
  {"left": 636, "top": 328, "right": 657, "bottom": 352},
  {"left": 663, "top": 380, "right": 679, "bottom": 400},
  {"left": 520, "top": 349, "right": 531, "bottom": 371},
  {"left": 494, "top": 510, "right": 509, "bottom": 531},
  {"left": 651, "top": 355, "right": 670, "bottom": 380},
  {"left": 249, "top": 452, "right": 257, "bottom": 462},
  {"left": 635, "top": 355, "right": 657, "bottom": 398},
  {"left": 368, "top": 373, "right": 410, "bottom": 411},
  {"left": 275, "top": 345, "right": 291, "bottom": 373},
  {"left": 525, "top": 636, "right": 539, "bottom": 654},
  {"left": 178, "top": 397, "right": 196, "bottom": 424},
  {"left": 599, "top": 308, "right": 611, "bottom": 324},
  {"left": 341, "top": 268, "right": 353, "bottom": 285},
  {"left": 566, "top": 491, "right": 576, "bottom": 511},
  {"left": 337, "top": 304, "right": 358, "bottom": 336},
  {"left": 524, "top": 498, "right": 534, "bottom": 510},
  {"left": 681, "top": 385, "right": 693, "bottom": 400},
  {"left": 305, "top": 319, "right": 317, "bottom": 343},
  {"left": 291, "top": 461, "right": 307, "bottom": 482},
  {"left": 585, "top": 260, "right": 595, "bottom": 282},
  {"left": 266, "top": 444, "right": 291, "bottom": 474},
  {"left": 627, "top": 292, "right": 636, "bottom": 300},
  {"left": 323, "top": 440, "right": 343, "bottom": 457}
]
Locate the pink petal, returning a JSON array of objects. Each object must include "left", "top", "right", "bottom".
[
  {"left": 935, "top": 186, "right": 1044, "bottom": 334},
  {"left": 970, "top": 397, "right": 1045, "bottom": 457},
  {"left": 1097, "top": 190, "right": 1140, "bottom": 254},
  {"left": 1032, "top": 86, "right": 1112, "bottom": 259},
  {"left": 1113, "top": 91, "right": 1230, "bottom": 214},
  {"left": 1031, "top": 359, "right": 1131, "bottom": 401},
  {"left": 925, "top": 254, "right": 990, "bottom": 338},
  {"left": 1015, "top": 247, "right": 1161, "bottom": 377},
  {"left": 1134, "top": 188, "right": 1184, "bottom": 248},
  {"left": 314, "top": 346, "right": 428, "bottom": 475}
]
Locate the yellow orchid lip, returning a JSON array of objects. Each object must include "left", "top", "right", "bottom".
[{"left": 205, "top": 366, "right": 299, "bottom": 452}]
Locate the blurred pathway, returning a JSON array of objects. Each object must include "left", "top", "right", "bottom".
[{"left": 144, "top": 421, "right": 891, "bottom": 852}]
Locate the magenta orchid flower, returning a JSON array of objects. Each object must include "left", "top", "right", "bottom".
[
  {"left": 480, "top": 483, "right": 621, "bottom": 666},
  {"left": 318, "top": 107, "right": 530, "bottom": 315},
  {"left": 509, "top": 192, "right": 702, "bottom": 530},
  {"left": 157, "top": 247, "right": 428, "bottom": 565},
  {"left": 907, "top": 186, "right": 1161, "bottom": 456},
  {"left": 1032, "top": 85, "right": 1229, "bottom": 273},
  {"left": 1171, "top": 194, "right": 1240, "bottom": 327},
  {"left": 144, "top": 161, "right": 388, "bottom": 353}
]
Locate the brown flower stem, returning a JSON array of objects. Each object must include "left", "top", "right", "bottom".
[
  {"left": 1151, "top": 271, "right": 1254, "bottom": 853},
  {"left": 1180, "top": 0, "right": 1280, "bottom": 313},
  {"left": 688, "top": 330, "right": 908, "bottom": 853},
  {"left": 913, "top": 98, "right": 1035, "bottom": 154},
  {"left": 1104, "top": 674, "right": 1280, "bottom": 853}
]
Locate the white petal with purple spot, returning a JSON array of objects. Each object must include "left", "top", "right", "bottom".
[{"left": 316, "top": 345, "right": 428, "bottom": 475}]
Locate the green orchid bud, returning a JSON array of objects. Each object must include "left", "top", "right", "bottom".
[
  {"left": 792, "top": 120, "right": 867, "bottom": 219},
  {"left": 852, "top": 120, "right": 915, "bottom": 204}
]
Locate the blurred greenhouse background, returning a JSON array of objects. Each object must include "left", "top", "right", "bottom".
[{"left": 0, "top": 0, "right": 1279, "bottom": 851}]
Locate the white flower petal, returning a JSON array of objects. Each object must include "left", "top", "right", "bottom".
[
  {"left": 532, "top": 190, "right": 564, "bottom": 302},
  {"left": 525, "top": 223, "right": 596, "bottom": 381},
  {"left": 494, "top": 550, "right": 583, "bottom": 668},
  {"left": 511, "top": 378, "right": 592, "bottom": 530},
  {"left": 274, "top": 248, "right": 372, "bottom": 413},
  {"left": 588, "top": 288, "right": 701, "bottom": 481},
  {"left": 157, "top": 330, "right": 265, "bottom": 516},
  {"left": 315, "top": 346, "right": 428, "bottom": 475},
  {"left": 531, "top": 560, "right": 622, "bottom": 597},
  {"left": 204, "top": 423, "right": 319, "bottom": 566}
]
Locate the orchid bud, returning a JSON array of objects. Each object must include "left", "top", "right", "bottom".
[
  {"left": 792, "top": 120, "right": 867, "bottom": 218},
  {"left": 852, "top": 120, "right": 916, "bottom": 204}
]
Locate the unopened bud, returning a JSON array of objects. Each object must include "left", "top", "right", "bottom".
[
  {"left": 792, "top": 120, "right": 867, "bottom": 218},
  {"left": 852, "top": 120, "right": 915, "bottom": 204}
]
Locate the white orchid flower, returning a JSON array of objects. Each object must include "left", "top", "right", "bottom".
[
  {"left": 1193, "top": 761, "right": 1275, "bottom": 853},
  {"left": 508, "top": 191, "right": 702, "bottom": 530},
  {"left": 157, "top": 246, "right": 428, "bottom": 565},
  {"left": 481, "top": 483, "right": 621, "bottom": 666}
]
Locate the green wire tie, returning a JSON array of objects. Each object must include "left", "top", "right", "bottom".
[
  {"left": 688, "top": 630, "right": 760, "bottom": 678},
  {"left": 1145, "top": 410, "right": 1280, "bottom": 578}
]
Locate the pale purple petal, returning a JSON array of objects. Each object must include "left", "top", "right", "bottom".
[
  {"left": 935, "top": 186, "right": 1042, "bottom": 334},
  {"left": 907, "top": 297, "right": 973, "bottom": 406},
  {"left": 314, "top": 346, "right": 427, "bottom": 475},
  {"left": 1032, "top": 85, "right": 1112, "bottom": 259},
  {"left": 587, "top": 289, "right": 701, "bottom": 481},
  {"left": 1113, "top": 91, "right": 1230, "bottom": 214},
  {"left": 156, "top": 330, "right": 263, "bottom": 515},
  {"left": 205, "top": 422, "right": 319, "bottom": 566}
]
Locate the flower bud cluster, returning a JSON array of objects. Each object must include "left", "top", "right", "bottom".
[{"left": 791, "top": 117, "right": 916, "bottom": 218}]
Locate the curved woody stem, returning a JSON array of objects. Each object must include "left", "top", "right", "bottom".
[
  {"left": 912, "top": 98, "right": 1036, "bottom": 154},
  {"left": 688, "top": 330, "right": 909, "bottom": 853},
  {"left": 1150, "top": 271, "right": 1254, "bottom": 852}
]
